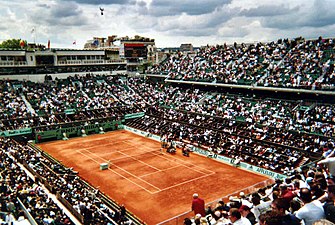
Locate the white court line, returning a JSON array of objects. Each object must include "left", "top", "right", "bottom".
[
  {"left": 151, "top": 172, "right": 215, "bottom": 194},
  {"left": 146, "top": 149, "right": 210, "bottom": 175},
  {"left": 80, "top": 149, "right": 162, "bottom": 192},
  {"left": 77, "top": 140, "right": 145, "bottom": 156},
  {"left": 77, "top": 138, "right": 217, "bottom": 195},
  {"left": 76, "top": 150, "right": 158, "bottom": 194},
  {"left": 105, "top": 145, "right": 165, "bottom": 162},
  {"left": 155, "top": 152, "right": 214, "bottom": 174},
  {"left": 122, "top": 141, "right": 212, "bottom": 175},
  {"left": 111, "top": 144, "right": 210, "bottom": 176},
  {"left": 74, "top": 140, "right": 130, "bottom": 152},
  {"left": 139, "top": 164, "right": 183, "bottom": 178},
  {"left": 121, "top": 145, "right": 218, "bottom": 193},
  {"left": 89, "top": 145, "right": 163, "bottom": 172},
  {"left": 117, "top": 151, "right": 162, "bottom": 171}
]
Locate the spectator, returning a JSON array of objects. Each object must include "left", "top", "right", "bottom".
[
  {"left": 290, "top": 199, "right": 302, "bottom": 215},
  {"left": 184, "top": 217, "right": 192, "bottom": 225},
  {"left": 258, "top": 211, "right": 283, "bottom": 225},
  {"left": 5, "top": 212, "right": 14, "bottom": 225},
  {"left": 295, "top": 188, "right": 325, "bottom": 225},
  {"left": 228, "top": 208, "right": 251, "bottom": 225},
  {"left": 270, "top": 198, "right": 301, "bottom": 225},
  {"left": 312, "top": 219, "right": 335, "bottom": 225},
  {"left": 323, "top": 184, "right": 335, "bottom": 223},
  {"left": 239, "top": 192, "right": 253, "bottom": 208},
  {"left": 239, "top": 205, "right": 256, "bottom": 225},
  {"left": 251, "top": 193, "right": 271, "bottom": 222},
  {"left": 279, "top": 184, "right": 296, "bottom": 202},
  {"left": 318, "top": 157, "right": 335, "bottom": 177},
  {"left": 192, "top": 193, "right": 206, "bottom": 217}
]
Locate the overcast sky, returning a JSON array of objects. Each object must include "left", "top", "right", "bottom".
[{"left": 1, "top": 0, "right": 335, "bottom": 48}]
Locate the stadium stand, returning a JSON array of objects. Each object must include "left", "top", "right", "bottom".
[
  {"left": 148, "top": 37, "right": 335, "bottom": 91},
  {"left": 0, "top": 35, "right": 335, "bottom": 224},
  {"left": 0, "top": 137, "right": 74, "bottom": 225}
]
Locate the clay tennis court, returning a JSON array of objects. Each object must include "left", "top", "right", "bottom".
[{"left": 37, "top": 130, "right": 269, "bottom": 225}]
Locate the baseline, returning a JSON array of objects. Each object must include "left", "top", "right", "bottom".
[
  {"left": 76, "top": 150, "right": 159, "bottom": 194},
  {"left": 79, "top": 149, "right": 162, "bottom": 192},
  {"left": 77, "top": 143, "right": 217, "bottom": 195}
]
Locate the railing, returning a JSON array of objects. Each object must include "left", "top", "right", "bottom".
[
  {"left": 17, "top": 197, "right": 38, "bottom": 225},
  {"left": 299, "top": 157, "right": 323, "bottom": 171},
  {"left": 98, "top": 191, "right": 146, "bottom": 225},
  {"left": 34, "top": 120, "right": 122, "bottom": 143},
  {"left": 0, "top": 61, "right": 28, "bottom": 66},
  {"left": 157, "top": 178, "right": 274, "bottom": 225},
  {"left": 21, "top": 157, "right": 85, "bottom": 224},
  {"left": 57, "top": 59, "right": 126, "bottom": 65},
  {"left": 106, "top": 59, "right": 127, "bottom": 63},
  {"left": 56, "top": 193, "right": 84, "bottom": 223}
]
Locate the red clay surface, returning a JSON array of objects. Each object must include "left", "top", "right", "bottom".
[{"left": 37, "top": 130, "right": 268, "bottom": 225}]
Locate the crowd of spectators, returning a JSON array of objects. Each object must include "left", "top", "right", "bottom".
[
  {"left": 183, "top": 158, "right": 335, "bottom": 225},
  {"left": 0, "top": 75, "right": 142, "bottom": 132},
  {"left": 148, "top": 36, "right": 335, "bottom": 90},
  {"left": 123, "top": 78, "right": 334, "bottom": 172},
  {"left": 0, "top": 75, "right": 333, "bottom": 172},
  {"left": 0, "top": 80, "right": 33, "bottom": 121},
  {"left": 23, "top": 74, "right": 139, "bottom": 115},
  {"left": 127, "top": 108, "right": 302, "bottom": 173},
  {"left": 127, "top": 77, "right": 334, "bottom": 136},
  {"left": 1, "top": 137, "right": 133, "bottom": 225},
  {"left": 0, "top": 53, "right": 334, "bottom": 224},
  {"left": 0, "top": 137, "right": 74, "bottom": 225},
  {"left": 0, "top": 75, "right": 333, "bottom": 173}
]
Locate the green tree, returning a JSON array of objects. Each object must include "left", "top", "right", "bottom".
[{"left": 0, "top": 38, "right": 26, "bottom": 49}]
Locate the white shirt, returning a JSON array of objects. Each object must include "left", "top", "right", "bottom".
[
  {"left": 5, "top": 213, "right": 15, "bottom": 223},
  {"left": 295, "top": 200, "right": 325, "bottom": 225},
  {"left": 252, "top": 201, "right": 271, "bottom": 222},
  {"left": 233, "top": 217, "right": 252, "bottom": 225},
  {"left": 241, "top": 198, "right": 253, "bottom": 208},
  {"left": 318, "top": 157, "right": 335, "bottom": 176}
]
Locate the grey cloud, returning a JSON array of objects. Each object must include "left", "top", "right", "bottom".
[
  {"left": 128, "top": 4, "right": 238, "bottom": 37},
  {"left": 218, "top": 27, "right": 249, "bottom": 38},
  {"left": 137, "top": 1, "right": 146, "bottom": 7},
  {"left": 120, "top": 0, "right": 149, "bottom": 16},
  {"left": 36, "top": 3, "right": 51, "bottom": 9},
  {"left": 302, "top": 0, "right": 335, "bottom": 27},
  {"left": 50, "top": 2, "right": 82, "bottom": 18},
  {"left": 203, "top": 5, "right": 240, "bottom": 28},
  {"left": 0, "top": 24, "right": 7, "bottom": 31},
  {"left": 31, "top": 1, "right": 88, "bottom": 27},
  {"left": 262, "top": 0, "right": 335, "bottom": 29},
  {"left": 164, "top": 27, "right": 218, "bottom": 37},
  {"left": 60, "top": 0, "right": 134, "bottom": 5},
  {"left": 149, "top": 0, "right": 231, "bottom": 16},
  {"left": 240, "top": 4, "right": 299, "bottom": 17}
]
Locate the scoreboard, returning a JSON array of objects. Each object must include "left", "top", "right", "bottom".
[{"left": 124, "top": 43, "right": 147, "bottom": 58}]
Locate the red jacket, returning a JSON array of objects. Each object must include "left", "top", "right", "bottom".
[{"left": 192, "top": 198, "right": 206, "bottom": 216}]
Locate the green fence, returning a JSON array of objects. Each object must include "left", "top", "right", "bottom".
[
  {"left": 0, "top": 128, "right": 32, "bottom": 137},
  {"left": 124, "top": 112, "right": 145, "bottom": 120},
  {"left": 35, "top": 120, "right": 122, "bottom": 143}
]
